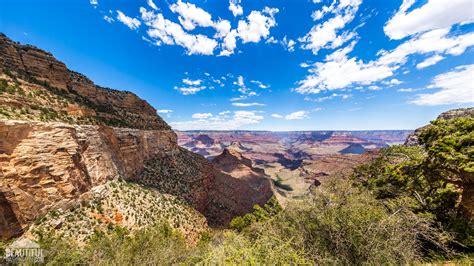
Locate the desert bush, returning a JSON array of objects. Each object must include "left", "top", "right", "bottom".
[
  {"left": 230, "top": 196, "right": 282, "bottom": 232},
  {"left": 354, "top": 116, "right": 474, "bottom": 250},
  {"left": 38, "top": 223, "right": 191, "bottom": 265},
  {"left": 243, "top": 179, "right": 450, "bottom": 265}
]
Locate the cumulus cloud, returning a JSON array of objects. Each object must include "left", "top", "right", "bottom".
[
  {"left": 285, "top": 111, "right": 310, "bottom": 120},
  {"left": 272, "top": 111, "right": 310, "bottom": 120},
  {"left": 416, "top": 55, "right": 445, "bottom": 69},
  {"left": 140, "top": 7, "right": 218, "bottom": 55},
  {"left": 170, "top": 0, "right": 214, "bottom": 31},
  {"left": 103, "top": 15, "right": 114, "bottom": 23},
  {"left": 116, "top": 10, "right": 141, "bottom": 30},
  {"left": 232, "top": 102, "right": 266, "bottom": 107},
  {"left": 171, "top": 110, "right": 264, "bottom": 130},
  {"left": 411, "top": 64, "right": 474, "bottom": 105},
  {"left": 384, "top": 0, "right": 474, "bottom": 40},
  {"left": 183, "top": 78, "right": 202, "bottom": 86},
  {"left": 147, "top": 0, "right": 158, "bottom": 10},
  {"left": 136, "top": 3, "right": 279, "bottom": 56},
  {"left": 282, "top": 36, "right": 296, "bottom": 52},
  {"left": 229, "top": 0, "right": 243, "bottom": 17},
  {"left": 237, "top": 7, "right": 279, "bottom": 44},
  {"left": 295, "top": 27, "right": 474, "bottom": 94},
  {"left": 175, "top": 86, "right": 206, "bottom": 95},
  {"left": 299, "top": 0, "right": 362, "bottom": 54}
]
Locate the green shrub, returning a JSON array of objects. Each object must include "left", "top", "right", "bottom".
[{"left": 230, "top": 196, "right": 282, "bottom": 232}]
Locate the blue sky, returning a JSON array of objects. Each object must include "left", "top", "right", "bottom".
[{"left": 1, "top": 0, "right": 473, "bottom": 130}]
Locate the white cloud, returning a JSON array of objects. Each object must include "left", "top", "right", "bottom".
[
  {"left": 147, "top": 0, "right": 158, "bottom": 10},
  {"left": 140, "top": 7, "right": 218, "bottom": 55},
  {"left": 138, "top": 3, "right": 278, "bottom": 56},
  {"left": 398, "top": 88, "right": 419, "bottom": 92},
  {"left": 416, "top": 55, "right": 445, "bottom": 69},
  {"left": 250, "top": 80, "right": 270, "bottom": 89},
  {"left": 285, "top": 111, "right": 310, "bottom": 120},
  {"left": 175, "top": 86, "right": 206, "bottom": 95},
  {"left": 103, "top": 15, "right": 114, "bottom": 23},
  {"left": 265, "top": 36, "right": 278, "bottom": 44},
  {"left": 170, "top": 0, "right": 214, "bottom": 31},
  {"left": 171, "top": 110, "right": 264, "bottom": 130},
  {"left": 116, "top": 10, "right": 141, "bottom": 30},
  {"left": 232, "top": 102, "right": 266, "bottom": 107},
  {"left": 157, "top": 109, "right": 173, "bottom": 114},
  {"left": 368, "top": 85, "right": 381, "bottom": 91},
  {"left": 273, "top": 111, "right": 310, "bottom": 120},
  {"left": 282, "top": 36, "right": 296, "bottom": 52},
  {"left": 229, "top": 0, "right": 243, "bottom": 17},
  {"left": 411, "top": 64, "right": 474, "bottom": 105},
  {"left": 192, "top": 113, "right": 213, "bottom": 119},
  {"left": 295, "top": 27, "right": 474, "bottom": 94},
  {"left": 90, "top": 0, "right": 98, "bottom": 6},
  {"left": 183, "top": 78, "right": 202, "bottom": 86},
  {"left": 304, "top": 93, "right": 351, "bottom": 102},
  {"left": 385, "top": 0, "right": 474, "bottom": 40},
  {"left": 383, "top": 78, "right": 403, "bottom": 86},
  {"left": 299, "top": 0, "right": 362, "bottom": 54},
  {"left": 237, "top": 7, "right": 279, "bottom": 43}
]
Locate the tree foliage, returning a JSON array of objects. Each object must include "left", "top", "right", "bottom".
[
  {"left": 353, "top": 116, "right": 474, "bottom": 250},
  {"left": 230, "top": 196, "right": 282, "bottom": 232}
]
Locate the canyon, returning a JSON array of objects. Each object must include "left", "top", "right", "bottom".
[{"left": 0, "top": 34, "right": 272, "bottom": 242}]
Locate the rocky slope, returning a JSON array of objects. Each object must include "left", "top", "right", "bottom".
[
  {"left": 0, "top": 33, "right": 168, "bottom": 130},
  {"left": 0, "top": 34, "right": 273, "bottom": 241},
  {"left": 0, "top": 120, "right": 176, "bottom": 239},
  {"left": 207, "top": 148, "right": 273, "bottom": 225}
]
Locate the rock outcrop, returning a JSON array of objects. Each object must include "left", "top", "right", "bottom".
[
  {"left": 0, "top": 33, "right": 169, "bottom": 130},
  {"left": 0, "top": 34, "right": 274, "bottom": 240},
  {"left": 405, "top": 108, "right": 474, "bottom": 146},
  {"left": 0, "top": 120, "right": 177, "bottom": 238},
  {"left": 207, "top": 148, "right": 274, "bottom": 225}
]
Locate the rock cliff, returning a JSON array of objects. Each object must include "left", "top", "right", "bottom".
[
  {"left": 0, "top": 33, "right": 169, "bottom": 130},
  {"left": 0, "top": 120, "right": 177, "bottom": 239},
  {"left": 0, "top": 34, "right": 273, "bottom": 240}
]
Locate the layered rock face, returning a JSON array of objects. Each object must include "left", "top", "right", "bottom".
[
  {"left": 0, "top": 33, "right": 169, "bottom": 130},
  {"left": 0, "top": 120, "right": 177, "bottom": 238},
  {"left": 0, "top": 34, "right": 274, "bottom": 240},
  {"left": 207, "top": 148, "right": 274, "bottom": 225}
]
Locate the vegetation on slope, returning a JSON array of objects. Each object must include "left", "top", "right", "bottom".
[
  {"left": 2, "top": 114, "right": 471, "bottom": 264},
  {"left": 0, "top": 71, "right": 169, "bottom": 129},
  {"left": 354, "top": 116, "right": 473, "bottom": 251},
  {"left": 29, "top": 180, "right": 207, "bottom": 246}
]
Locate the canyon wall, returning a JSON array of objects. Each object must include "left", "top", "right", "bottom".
[
  {"left": 0, "top": 120, "right": 177, "bottom": 238},
  {"left": 0, "top": 34, "right": 274, "bottom": 239}
]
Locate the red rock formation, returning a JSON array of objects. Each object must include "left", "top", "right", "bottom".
[
  {"left": 0, "top": 120, "right": 177, "bottom": 238},
  {"left": 206, "top": 148, "right": 274, "bottom": 225},
  {"left": 0, "top": 33, "right": 169, "bottom": 130}
]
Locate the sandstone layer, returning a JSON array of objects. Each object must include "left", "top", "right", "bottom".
[{"left": 0, "top": 120, "right": 176, "bottom": 238}]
